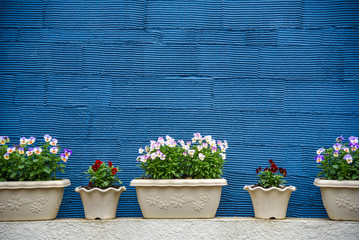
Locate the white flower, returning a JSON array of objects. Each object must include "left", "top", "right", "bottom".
[
  {"left": 220, "top": 153, "right": 226, "bottom": 160},
  {"left": 139, "top": 148, "right": 144, "bottom": 154},
  {"left": 199, "top": 153, "right": 205, "bottom": 161},
  {"left": 188, "top": 150, "right": 195, "bottom": 157}
]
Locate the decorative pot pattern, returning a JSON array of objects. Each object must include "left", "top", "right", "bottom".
[
  {"left": 0, "top": 179, "right": 71, "bottom": 221},
  {"left": 75, "top": 186, "right": 126, "bottom": 220},
  {"left": 130, "top": 179, "right": 227, "bottom": 218},
  {"left": 244, "top": 185, "right": 296, "bottom": 219},
  {"left": 314, "top": 178, "right": 359, "bottom": 220}
]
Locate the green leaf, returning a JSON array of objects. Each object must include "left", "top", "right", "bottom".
[
  {"left": 10, "top": 172, "right": 16, "bottom": 178},
  {"left": 30, "top": 171, "right": 36, "bottom": 177},
  {"left": 43, "top": 167, "right": 52, "bottom": 174},
  {"left": 333, "top": 165, "right": 339, "bottom": 169}
]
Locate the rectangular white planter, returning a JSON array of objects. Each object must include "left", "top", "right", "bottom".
[
  {"left": 314, "top": 178, "right": 359, "bottom": 221},
  {"left": 0, "top": 179, "right": 71, "bottom": 221},
  {"left": 130, "top": 179, "right": 227, "bottom": 219}
]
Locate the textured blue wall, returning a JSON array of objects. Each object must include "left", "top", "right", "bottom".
[{"left": 0, "top": 0, "right": 359, "bottom": 218}]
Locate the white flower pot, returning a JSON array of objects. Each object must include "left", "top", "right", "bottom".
[
  {"left": 0, "top": 179, "right": 71, "bottom": 221},
  {"left": 243, "top": 185, "right": 296, "bottom": 219},
  {"left": 314, "top": 178, "right": 359, "bottom": 221},
  {"left": 130, "top": 179, "right": 227, "bottom": 218},
  {"left": 75, "top": 186, "right": 126, "bottom": 220}
]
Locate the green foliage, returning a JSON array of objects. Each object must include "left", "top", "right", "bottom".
[
  {"left": 316, "top": 136, "right": 359, "bottom": 180},
  {"left": 256, "top": 160, "right": 287, "bottom": 188},
  {"left": 0, "top": 135, "right": 71, "bottom": 181},
  {"left": 137, "top": 133, "right": 227, "bottom": 179},
  {"left": 85, "top": 160, "right": 122, "bottom": 188}
]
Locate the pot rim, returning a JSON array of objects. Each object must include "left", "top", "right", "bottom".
[
  {"left": 243, "top": 185, "right": 296, "bottom": 192},
  {"left": 130, "top": 178, "right": 227, "bottom": 187},
  {"left": 75, "top": 186, "right": 127, "bottom": 193},
  {"left": 0, "top": 179, "right": 71, "bottom": 189},
  {"left": 313, "top": 177, "right": 359, "bottom": 188}
]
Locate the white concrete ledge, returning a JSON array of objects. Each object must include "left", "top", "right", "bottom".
[{"left": 1, "top": 217, "right": 359, "bottom": 240}]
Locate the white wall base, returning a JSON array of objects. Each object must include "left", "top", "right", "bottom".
[{"left": 1, "top": 217, "right": 358, "bottom": 240}]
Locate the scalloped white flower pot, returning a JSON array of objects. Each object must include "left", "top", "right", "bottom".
[
  {"left": 75, "top": 186, "right": 126, "bottom": 220},
  {"left": 244, "top": 185, "right": 296, "bottom": 219},
  {"left": 314, "top": 178, "right": 359, "bottom": 221},
  {"left": 130, "top": 179, "right": 227, "bottom": 219},
  {"left": 0, "top": 179, "right": 71, "bottom": 221}
]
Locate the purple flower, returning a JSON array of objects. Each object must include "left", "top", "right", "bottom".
[
  {"left": 333, "top": 151, "right": 340, "bottom": 157},
  {"left": 336, "top": 135, "right": 345, "bottom": 142},
  {"left": 18, "top": 147, "right": 24, "bottom": 154},
  {"left": 316, "top": 148, "right": 325, "bottom": 155},
  {"left": 333, "top": 143, "right": 342, "bottom": 151},
  {"left": 60, "top": 153, "right": 68, "bottom": 162},
  {"left": 50, "top": 138, "right": 58, "bottom": 146},
  {"left": 44, "top": 134, "right": 52, "bottom": 142},
  {"left": 342, "top": 146, "right": 350, "bottom": 153},
  {"left": 344, "top": 154, "right": 353, "bottom": 164},
  {"left": 50, "top": 147, "right": 58, "bottom": 154},
  {"left": 34, "top": 147, "right": 42, "bottom": 155},
  {"left": 20, "top": 137, "right": 27, "bottom": 145},
  {"left": 349, "top": 136, "right": 358, "bottom": 144},
  {"left": 64, "top": 149, "right": 72, "bottom": 157},
  {"left": 28, "top": 137, "right": 36, "bottom": 145},
  {"left": 316, "top": 155, "right": 324, "bottom": 163},
  {"left": 350, "top": 143, "right": 358, "bottom": 152}
]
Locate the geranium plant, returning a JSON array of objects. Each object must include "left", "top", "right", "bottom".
[
  {"left": 136, "top": 133, "right": 227, "bottom": 179},
  {"left": 316, "top": 135, "right": 359, "bottom": 180},
  {"left": 0, "top": 135, "right": 72, "bottom": 181},
  {"left": 255, "top": 159, "right": 287, "bottom": 188},
  {"left": 85, "top": 160, "right": 122, "bottom": 188}
]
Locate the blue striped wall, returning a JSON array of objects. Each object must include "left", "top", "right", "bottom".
[{"left": 0, "top": 0, "right": 359, "bottom": 218}]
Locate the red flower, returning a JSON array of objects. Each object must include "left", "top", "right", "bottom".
[
  {"left": 256, "top": 167, "right": 262, "bottom": 174},
  {"left": 88, "top": 182, "right": 93, "bottom": 187},
  {"left": 264, "top": 167, "right": 269, "bottom": 171},
  {"left": 269, "top": 159, "right": 273, "bottom": 164},
  {"left": 111, "top": 168, "right": 118, "bottom": 175},
  {"left": 92, "top": 165, "right": 99, "bottom": 172},
  {"left": 95, "top": 160, "right": 103, "bottom": 166},
  {"left": 108, "top": 161, "right": 113, "bottom": 167}
]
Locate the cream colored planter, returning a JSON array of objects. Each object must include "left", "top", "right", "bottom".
[
  {"left": 0, "top": 179, "right": 71, "bottom": 221},
  {"left": 244, "top": 185, "right": 296, "bottom": 219},
  {"left": 314, "top": 178, "right": 359, "bottom": 221},
  {"left": 130, "top": 179, "right": 227, "bottom": 218},
  {"left": 75, "top": 186, "right": 126, "bottom": 220}
]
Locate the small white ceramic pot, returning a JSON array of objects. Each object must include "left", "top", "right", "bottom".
[
  {"left": 244, "top": 185, "right": 296, "bottom": 219},
  {"left": 314, "top": 178, "right": 359, "bottom": 221},
  {"left": 130, "top": 178, "right": 227, "bottom": 218},
  {"left": 75, "top": 186, "right": 126, "bottom": 220}
]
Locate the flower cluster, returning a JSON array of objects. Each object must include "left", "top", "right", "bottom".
[
  {"left": 85, "top": 160, "right": 122, "bottom": 188},
  {"left": 137, "top": 133, "right": 227, "bottom": 179},
  {"left": 256, "top": 159, "right": 287, "bottom": 188},
  {"left": 0, "top": 135, "right": 72, "bottom": 181},
  {"left": 316, "top": 136, "right": 359, "bottom": 181}
]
